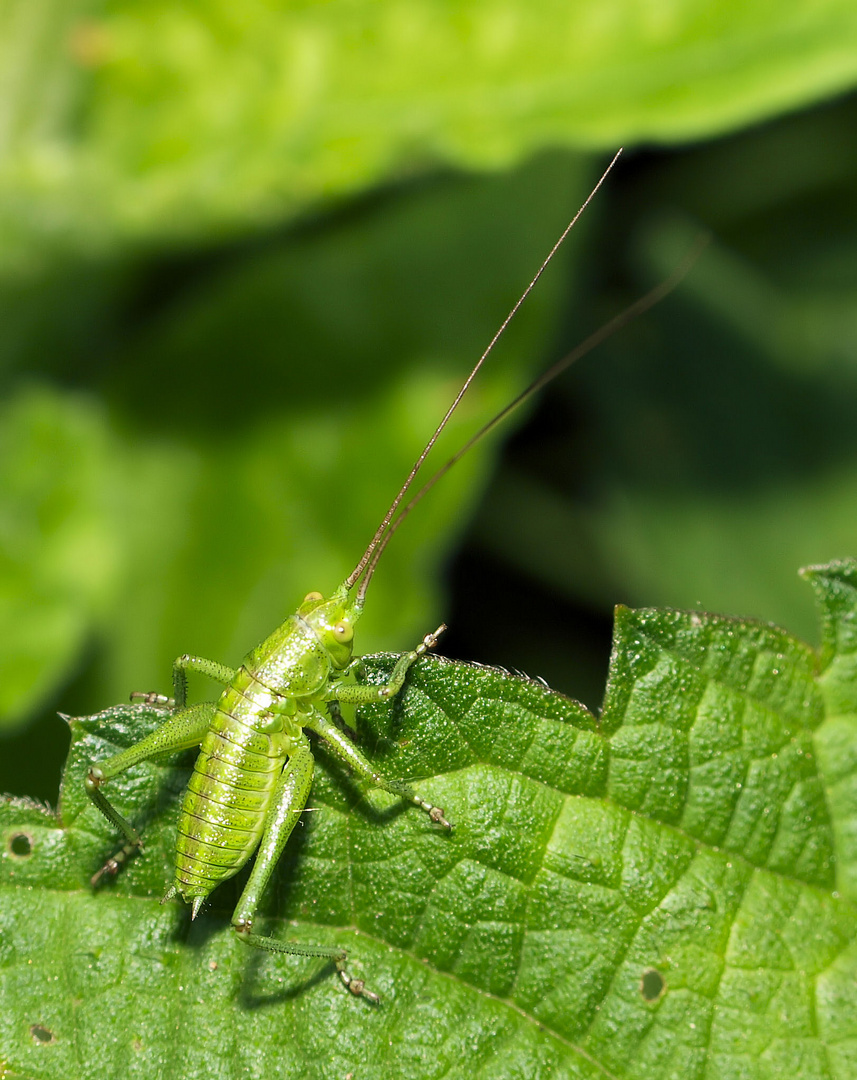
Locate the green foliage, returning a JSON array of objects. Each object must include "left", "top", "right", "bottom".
[
  {"left": 3, "top": 0, "right": 857, "bottom": 807},
  {"left": 2, "top": 0, "right": 856, "bottom": 262},
  {"left": 2, "top": 559, "right": 856, "bottom": 1078}
]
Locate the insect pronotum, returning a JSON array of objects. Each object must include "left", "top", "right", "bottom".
[{"left": 84, "top": 150, "right": 696, "bottom": 1003}]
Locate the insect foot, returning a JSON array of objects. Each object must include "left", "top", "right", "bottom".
[
  {"left": 375, "top": 623, "right": 447, "bottom": 701},
  {"left": 338, "top": 967, "right": 381, "bottom": 1005},
  {"left": 89, "top": 843, "right": 142, "bottom": 887},
  {"left": 130, "top": 690, "right": 175, "bottom": 707},
  {"left": 233, "top": 917, "right": 381, "bottom": 1004},
  {"left": 404, "top": 796, "right": 451, "bottom": 830},
  {"left": 419, "top": 624, "right": 446, "bottom": 654}
]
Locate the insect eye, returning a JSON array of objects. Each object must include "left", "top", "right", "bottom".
[
  {"left": 333, "top": 620, "right": 353, "bottom": 643},
  {"left": 303, "top": 591, "right": 324, "bottom": 604}
]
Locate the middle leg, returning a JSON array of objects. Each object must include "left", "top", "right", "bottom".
[{"left": 305, "top": 706, "right": 451, "bottom": 829}]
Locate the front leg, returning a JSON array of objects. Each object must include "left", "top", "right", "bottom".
[
  {"left": 331, "top": 624, "right": 445, "bottom": 707},
  {"left": 316, "top": 625, "right": 451, "bottom": 827}
]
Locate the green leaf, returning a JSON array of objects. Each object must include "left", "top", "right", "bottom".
[
  {"left": 802, "top": 560, "right": 857, "bottom": 901},
  {"left": 2, "top": 558, "right": 856, "bottom": 1077},
  {"left": 2, "top": 0, "right": 857, "bottom": 259}
]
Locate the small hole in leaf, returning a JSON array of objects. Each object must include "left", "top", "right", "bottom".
[
  {"left": 9, "top": 833, "right": 33, "bottom": 857},
  {"left": 640, "top": 968, "right": 665, "bottom": 1002},
  {"left": 30, "top": 1024, "right": 55, "bottom": 1044}
]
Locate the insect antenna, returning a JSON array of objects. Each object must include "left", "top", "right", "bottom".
[
  {"left": 346, "top": 148, "right": 624, "bottom": 605},
  {"left": 355, "top": 231, "right": 708, "bottom": 598}
]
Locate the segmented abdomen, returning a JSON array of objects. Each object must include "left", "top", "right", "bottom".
[{"left": 173, "top": 668, "right": 291, "bottom": 900}]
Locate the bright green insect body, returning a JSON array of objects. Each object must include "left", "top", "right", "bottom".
[
  {"left": 170, "top": 588, "right": 448, "bottom": 907},
  {"left": 86, "top": 584, "right": 447, "bottom": 1002},
  {"left": 83, "top": 156, "right": 637, "bottom": 1003}
]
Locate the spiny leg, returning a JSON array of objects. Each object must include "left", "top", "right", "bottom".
[
  {"left": 310, "top": 732, "right": 450, "bottom": 835},
  {"left": 86, "top": 702, "right": 214, "bottom": 885},
  {"left": 316, "top": 624, "right": 450, "bottom": 828},
  {"left": 230, "top": 740, "right": 379, "bottom": 1003},
  {"left": 172, "top": 655, "right": 236, "bottom": 709},
  {"left": 131, "top": 655, "right": 235, "bottom": 710},
  {"left": 333, "top": 625, "right": 446, "bottom": 708}
]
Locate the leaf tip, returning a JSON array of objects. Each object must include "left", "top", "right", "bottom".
[{"left": 800, "top": 557, "right": 857, "bottom": 667}]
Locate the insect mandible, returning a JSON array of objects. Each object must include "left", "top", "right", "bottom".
[{"left": 84, "top": 151, "right": 684, "bottom": 1003}]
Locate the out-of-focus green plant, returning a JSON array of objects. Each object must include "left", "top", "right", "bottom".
[
  {"left": 1, "top": 0, "right": 857, "bottom": 803},
  {"left": 2, "top": 0, "right": 856, "bottom": 262}
]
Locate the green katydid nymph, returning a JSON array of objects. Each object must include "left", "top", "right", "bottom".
[{"left": 84, "top": 150, "right": 692, "bottom": 1003}]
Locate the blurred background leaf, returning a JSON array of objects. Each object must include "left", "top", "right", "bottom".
[
  {"left": 1, "top": 0, "right": 857, "bottom": 815},
  {"left": 2, "top": 0, "right": 856, "bottom": 263}
]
